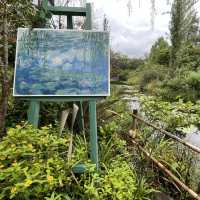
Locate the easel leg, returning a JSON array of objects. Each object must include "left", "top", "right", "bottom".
[
  {"left": 89, "top": 100, "right": 99, "bottom": 170},
  {"left": 27, "top": 100, "right": 40, "bottom": 128}
]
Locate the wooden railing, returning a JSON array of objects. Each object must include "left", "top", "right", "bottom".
[{"left": 107, "top": 109, "right": 200, "bottom": 200}]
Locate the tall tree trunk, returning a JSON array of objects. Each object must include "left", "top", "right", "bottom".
[{"left": 0, "top": 5, "right": 9, "bottom": 138}]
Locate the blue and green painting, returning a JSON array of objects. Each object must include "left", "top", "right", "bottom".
[{"left": 13, "top": 28, "right": 110, "bottom": 96}]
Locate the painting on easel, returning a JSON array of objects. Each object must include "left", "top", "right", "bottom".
[{"left": 13, "top": 28, "right": 110, "bottom": 96}]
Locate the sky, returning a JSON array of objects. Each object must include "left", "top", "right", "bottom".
[
  {"left": 85, "top": 0, "right": 200, "bottom": 58},
  {"left": 39, "top": 0, "right": 200, "bottom": 58}
]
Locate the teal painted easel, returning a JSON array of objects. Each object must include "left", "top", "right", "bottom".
[{"left": 25, "top": 0, "right": 98, "bottom": 170}]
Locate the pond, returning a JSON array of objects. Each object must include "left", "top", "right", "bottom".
[{"left": 184, "top": 125, "right": 200, "bottom": 148}]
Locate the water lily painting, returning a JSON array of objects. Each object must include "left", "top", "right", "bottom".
[{"left": 13, "top": 28, "right": 110, "bottom": 96}]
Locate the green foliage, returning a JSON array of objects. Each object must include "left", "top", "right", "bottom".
[
  {"left": 97, "top": 84, "right": 132, "bottom": 130},
  {"left": 0, "top": 125, "right": 79, "bottom": 199},
  {"left": 140, "top": 95, "right": 200, "bottom": 132},
  {"left": 83, "top": 160, "right": 137, "bottom": 200},
  {"left": 6, "top": 100, "right": 71, "bottom": 127},
  {"left": 155, "top": 69, "right": 200, "bottom": 102},
  {"left": 127, "top": 63, "right": 168, "bottom": 95},
  {"left": 170, "top": 0, "right": 199, "bottom": 66},
  {"left": 99, "top": 122, "right": 129, "bottom": 166},
  {"left": 138, "top": 124, "right": 198, "bottom": 198},
  {"left": 110, "top": 50, "right": 144, "bottom": 82},
  {"left": 129, "top": 40, "right": 200, "bottom": 101},
  {"left": 176, "top": 43, "right": 200, "bottom": 71},
  {"left": 187, "top": 71, "right": 200, "bottom": 90},
  {"left": 149, "top": 37, "right": 170, "bottom": 66},
  {"left": 0, "top": 123, "right": 154, "bottom": 200},
  {"left": 139, "top": 66, "right": 165, "bottom": 91},
  {"left": 44, "top": 192, "right": 71, "bottom": 200},
  {"left": 111, "top": 50, "right": 144, "bottom": 70},
  {"left": 118, "top": 70, "right": 129, "bottom": 81},
  {"left": 134, "top": 177, "right": 156, "bottom": 200},
  {"left": 126, "top": 37, "right": 170, "bottom": 94},
  {"left": 81, "top": 122, "right": 153, "bottom": 200},
  {"left": 136, "top": 94, "right": 199, "bottom": 196}
]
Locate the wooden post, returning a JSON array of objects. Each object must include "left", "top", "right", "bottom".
[
  {"left": 129, "top": 98, "right": 140, "bottom": 132},
  {"left": 89, "top": 100, "right": 99, "bottom": 169},
  {"left": 85, "top": 3, "right": 99, "bottom": 170},
  {"left": 132, "top": 109, "right": 138, "bottom": 131},
  {"left": 67, "top": 15, "right": 73, "bottom": 29}
]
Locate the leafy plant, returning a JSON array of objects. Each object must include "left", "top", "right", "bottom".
[
  {"left": 83, "top": 160, "right": 137, "bottom": 200},
  {"left": 0, "top": 125, "right": 94, "bottom": 199},
  {"left": 44, "top": 192, "right": 71, "bottom": 200},
  {"left": 0, "top": 123, "right": 154, "bottom": 200},
  {"left": 140, "top": 95, "right": 200, "bottom": 133}
]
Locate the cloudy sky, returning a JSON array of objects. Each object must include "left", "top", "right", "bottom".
[
  {"left": 51, "top": 0, "right": 200, "bottom": 58},
  {"left": 84, "top": 0, "right": 200, "bottom": 58}
]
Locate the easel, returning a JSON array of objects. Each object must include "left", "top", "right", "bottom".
[{"left": 23, "top": 0, "right": 99, "bottom": 170}]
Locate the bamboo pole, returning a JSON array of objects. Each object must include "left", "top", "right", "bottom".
[
  {"left": 106, "top": 109, "right": 200, "bottom": 198},
  {"left": 106, "top": 109, "right": 200, "bottom": 154},
  {"left": 129, "top": 113, "right": 200, "bottom": 154},
  {"left": 130, "top": 138, "right": 200, "bottom": 200}
]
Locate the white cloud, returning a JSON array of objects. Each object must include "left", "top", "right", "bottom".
[{"left": 86, "top": 0, "right": 200, "bottom": 57}]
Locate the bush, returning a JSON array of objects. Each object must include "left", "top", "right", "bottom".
[
  {"left": 84, "top": 160, "right": 137, "bottom": 200},
  {"left": 155, "top": 71, "right": 200, "bottom": 102},
  {"left": 138, "top": 65, "right": 167, "bottom": 92},
  {"left": 0, "top": 125, "right": 77, "bottom": 199},
  {"left": 0, "top": 124, "right": 153, "bottom": 200},
  {"left": 187, "top": 71, "right": 200, "bottom": 90},
  {"left": 176, "top": 43, "right": 200, "bottom": 71},
  {"left": 140, "top": 95, "right": 200, "bottom": 132}
]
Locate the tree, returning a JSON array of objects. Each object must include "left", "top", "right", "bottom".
[
  {"left": 0, "top": 0, "right": 44, "bottom": 137},
  {"left": 149, "top": 37, "right": 170, "bottom": 66},
  {"left": 0, "top": 2, "right": 9, "bottom": 138},
  {"left": 169, "top": 0, "right": 199, "bottom": 67},
  {"left": 176, "top": 42, "right": 200, "bottom": 71}
]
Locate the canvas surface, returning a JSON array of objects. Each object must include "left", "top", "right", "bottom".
[{"left": 13, "top": 28, "right": 110, "bottom": 96}]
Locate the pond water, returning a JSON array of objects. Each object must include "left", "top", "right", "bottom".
[
  {"left": 117, "top": 84, "right": 200, "bottom": 149},
  {"left": 183, "top": 126, "right": 200, "bottom": 148}
]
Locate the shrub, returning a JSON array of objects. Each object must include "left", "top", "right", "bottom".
[
  {"left": 0, "top": 125, "right": 77, "bottom": 199},
  {"left": 140, "top": 95, "right": 200, "bottom": 132},
  {"left": 84, "top": 160, "right": 137, "bottom": 200},
  {"left": 0, "top": 124, "right": 153, "bottom": 200}
]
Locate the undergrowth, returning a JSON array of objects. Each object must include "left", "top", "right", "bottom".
[{"left": 0, "top": 123, "right": 154, "bottom": 200}]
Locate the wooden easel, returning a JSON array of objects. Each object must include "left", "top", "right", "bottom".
[{"left": 22, "top": 0, "right": 99, "bottom": 170}]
